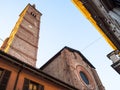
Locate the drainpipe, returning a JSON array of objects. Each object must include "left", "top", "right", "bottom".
[{"left": 13, "top": 68, "right": 22, "bottom": 90}]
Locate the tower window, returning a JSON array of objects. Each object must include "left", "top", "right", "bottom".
[
  {"left": 31, "top": 12, "right": 36, "bottom": 18},
  {"left": 80, "top": 71, "right": 89, "bottom": 85}
]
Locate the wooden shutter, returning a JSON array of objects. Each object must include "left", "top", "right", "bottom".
[
  {"left": 39, "top": 84, "right": 44, "bottom": 90},
  {"left": 0, "top": 70, "right": 11, "bottom": 90},
  {"left": 23, "top": 78, "right": 29, "bottom": 90}
]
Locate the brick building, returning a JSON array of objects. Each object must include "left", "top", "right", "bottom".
[{"left": 0, "top": 3, "right": 104, "bottom": 90}]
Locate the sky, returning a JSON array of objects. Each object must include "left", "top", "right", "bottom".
[{"left": 0, "top": 0, "right": 119, "bottom": 90}]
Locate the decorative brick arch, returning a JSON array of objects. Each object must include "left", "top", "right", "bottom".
[{"left": 76, "top": 65, "right": 95, "bottom": 89}]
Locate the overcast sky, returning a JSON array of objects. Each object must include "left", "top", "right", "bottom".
[{"left": 0, "top": 0, "right": 119, "bottom": 90}]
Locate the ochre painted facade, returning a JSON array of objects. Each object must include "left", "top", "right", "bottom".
[{"left": 0, "top": 51, "right": 77, "bottom": 90}]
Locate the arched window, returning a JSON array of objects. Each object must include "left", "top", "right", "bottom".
[{"left": 31, "top": 12, "right": 36, "bottom": 18}]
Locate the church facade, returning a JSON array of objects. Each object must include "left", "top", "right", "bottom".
[{"left": 0, "top": 3, "right": 104, "bottom": 90}]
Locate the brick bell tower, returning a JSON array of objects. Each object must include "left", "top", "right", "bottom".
[{"left": 0, "top": 4, "right": 42, "bottom": 67}]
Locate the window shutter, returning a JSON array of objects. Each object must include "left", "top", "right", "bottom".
[
  {"left": 39, "top": 84, "right": 44, "bottom": 90},
  {"left": 0, "top": 70, "right": 11, "bottom": 90},
  {"left": 23, "top": 78, "right": 29, "bottom": 90}
]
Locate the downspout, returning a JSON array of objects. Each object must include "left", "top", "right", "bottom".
[{"left": 13, "top": 67, "right": 22, "bottom": 90}]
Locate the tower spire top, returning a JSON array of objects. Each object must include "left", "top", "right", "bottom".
[{"left": 32, "top": 4, "right": 36, "bottom": 8}]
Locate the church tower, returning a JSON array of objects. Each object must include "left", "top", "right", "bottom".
[
  {"left": 0, "top": 4, "right": 42, "bottom": 66},
  {"left": 40, "top": 47, "right": 105, "bottom": 90}
]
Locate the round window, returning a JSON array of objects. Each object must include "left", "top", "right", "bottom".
[{"left": 80, "top": 71, "right": 89, "bottom": 85}]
